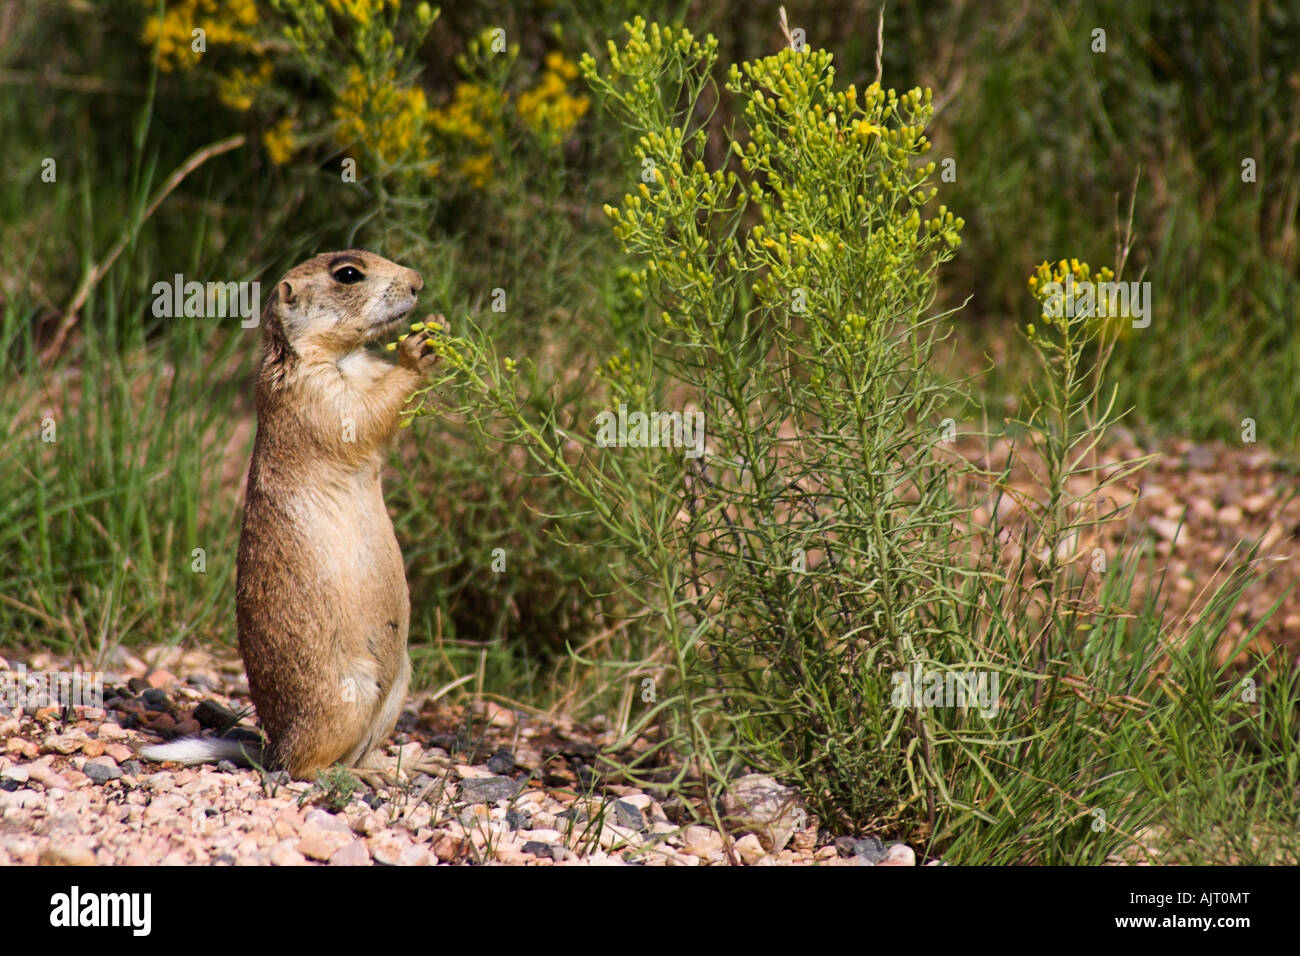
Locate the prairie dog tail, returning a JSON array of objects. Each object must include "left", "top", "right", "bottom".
[{"left": 139, "top": 736, "right": 263, "bottom": 768}]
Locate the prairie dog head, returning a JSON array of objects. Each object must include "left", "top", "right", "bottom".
[{"left": 264, "top": 249, "right": 424, "bottom": 363}]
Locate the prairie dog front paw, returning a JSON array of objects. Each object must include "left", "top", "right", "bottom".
[{"left": 398, "top": 315, "right": 446, "bottom": 373}]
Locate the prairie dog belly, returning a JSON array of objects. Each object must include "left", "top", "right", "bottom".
[
  {"left": 237, "top": 467, "right": 410, "bottom": 773},
  {"left": 293, "top": 470, "right": 410, "bottom": 681}
]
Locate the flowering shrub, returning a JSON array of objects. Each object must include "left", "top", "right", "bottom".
[
  {"left": 138, "top": 2, "right": 590, "bottom": 188},
  {"left": 139, "top": 0, "right": 262, "bottom": 75},
  {"left": 1027, "top": 257, "right": 1124, "bottom": 345},
  {"left": 271, "top": 0, "right": 439, "bottom": 178},
  {"left": 428, "top": 79, "right": 507, "bottom": 189},
  {"left": 516, "top": 52, "right": 591, "bottom": 149},
  {"left": 414, "top": 18, "right": 972, "bottom": 831}
]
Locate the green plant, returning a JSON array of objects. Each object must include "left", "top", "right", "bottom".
[
  {"left": 306, "top": 765, "right": 362, "bottom": 812},
  {"left": 408, "top": 18, "right": 971, "bottom": 833}
]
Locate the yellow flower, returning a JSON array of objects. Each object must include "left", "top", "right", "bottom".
[
  {"left": 459, "top": 152, "right": 494, "bottom": 189},
  {"left": 516, "top": 52, "right": 590, "bottom": 146},
  {"left": 217, "top": 60, "right": 273, "bottom": 111},
  {"left": 334, "top": 66, "right": 435, "bottom": 171},
  {"left": 262, "top": 117, "right": 296, "bottom": 165},
  {"left": 139, "top": 0, "right": 262, "bottom": 73}
]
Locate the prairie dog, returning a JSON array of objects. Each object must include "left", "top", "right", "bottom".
[{"left": 142, "top": 250, "right": 440, "bottom": 779}]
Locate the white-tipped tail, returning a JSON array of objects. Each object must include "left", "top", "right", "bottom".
[{"left": 139, "top": 736, "right": 262, "bottom": 767}]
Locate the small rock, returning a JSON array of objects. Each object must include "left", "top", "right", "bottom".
[
  {"left": 879, "top": 843, "right": 916, "bottom": 866},
  {"left": 721, "top": 774, "right": 803, "bottom": 853},
  {"left": 146, "top": 669, "right": 176, "bottom": 690},
  {"left": 618, "top": 793, "right": 653, "bottom": 811},
  {"left": 27, "top": 764, "right": 73, "bottom": 791},
  {"left": 518, "top": 828, "right": 563, "bottom": 844},
  {"left": 853, "top": 836, "right": 887, "bottom": 863},
  {"left": 328, "top": 840, "right": 371, "bottom": 866},
  {"left": 268, "top": 842, "right": 307, "bottom": 866},
  {"left": 459, "top": 775, "right": 521, "bottom": 805},
  {"left": 433, "top": 833, "right": 465, "bottom": 862},
  {"left": 366, "top": 830, "right": 413, "bottom": 865},
  {"left": 304, "top": 808, "right": 352, "bottom": 832},
  {"left": 141, "top": 688, "right": 172, "bottom": 711},
  {"left": 1, "top": 765, "right": 30, "bottom": 784},
  {"left": 505, "top": 808, "right": 532, "bottom": 831},
  {"left": 483, "top": 702, "right": 515, "bottom": 728},
  {"left": 486, "top": 748, "right": 515, "bottom": 774},
  {"left": 120, "top": 760, "right": 142, "bottom": 777},
  {"left": 1148, "top": 516, "right": 1183, "bottom": 544},
  {"left": 97, "top": 722, "right": 129, "bottom": 742},
  {"left": 682, "top": 825, "right": 724, "bottom": 857},
  {"left": 1216, "top": 505, "right": 1243, "bottom": 526},
  {"left": 521, "top": 841, "right": 554, "bottom": 859},
  {"left": 613, "top": 799, "right": 646, "bottom": 831},
  {"left": 734, "top": 833, "right": 766, "bottom": 865},
  {"left": 396, "top": 844, "right": 433, "bottom": 866},
  {"left": 80, "top": 739, "right": 105, "bottom": 758},
  {"left": 1241, "top": 493, "right": 1271, "bottom": 516},
  {"left": 297, "top": 829, "right": 354, "bottom": 861},
  {"left": 835, "top": 835, "right": 858, "bottom": 857},
  {"left": 193, "top": 699, "right": 235, "bottom": 730},
  {"left": 83, "top": 758, "right": 123, "bottom": 784},
  {"left": 42, "top": 733, "right": 85, "bottom": 755}
]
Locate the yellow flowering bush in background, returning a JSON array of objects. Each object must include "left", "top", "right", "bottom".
[
  {"left": 138, "top": 1, "right": 590, "bottom": 189},
  {"left": 334, "top": 66, "right": 437, "bottom": 175},
  {"left": 262, "top": 116, "right": 297, "bottom": 167},
  {"left": 139, "top": 0, "right": 286, "bottom": 162},
  {"left": 140, "top": 0, "right": 261, "bottom": 75},
  {"left": 516, "top": 52, "right": 590, "bottom": 149},
  {"left": 428, "top": 82, "right": 506, "bottom": 188}
]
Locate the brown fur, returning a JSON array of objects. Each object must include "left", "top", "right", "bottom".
[{"left": 236, "top": 250, "right": 439, "bottom": 780}]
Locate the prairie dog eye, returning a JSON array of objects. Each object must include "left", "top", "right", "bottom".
[{"left": 332, "top": 266, "right": 365, "bottom": 284}]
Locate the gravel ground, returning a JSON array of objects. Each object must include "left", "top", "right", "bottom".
[{"left": 0, "top": 651, "right": 922, "bottom": 866}]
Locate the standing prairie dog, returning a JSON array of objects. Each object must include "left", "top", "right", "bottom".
[{"left": 142, "top": 250, "right": 441, "bottom": 779}]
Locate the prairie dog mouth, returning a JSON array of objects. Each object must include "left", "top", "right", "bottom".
[{"left": 366, "top": 297, "right": 418, "bottom": 342}]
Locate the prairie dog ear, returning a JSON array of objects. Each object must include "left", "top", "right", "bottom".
[
  {"left": 268, "top": 279, "right": 308, "bottom": 334},
  {"left": 262, "top": 280, "right": 298, "bottom": 365}
]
